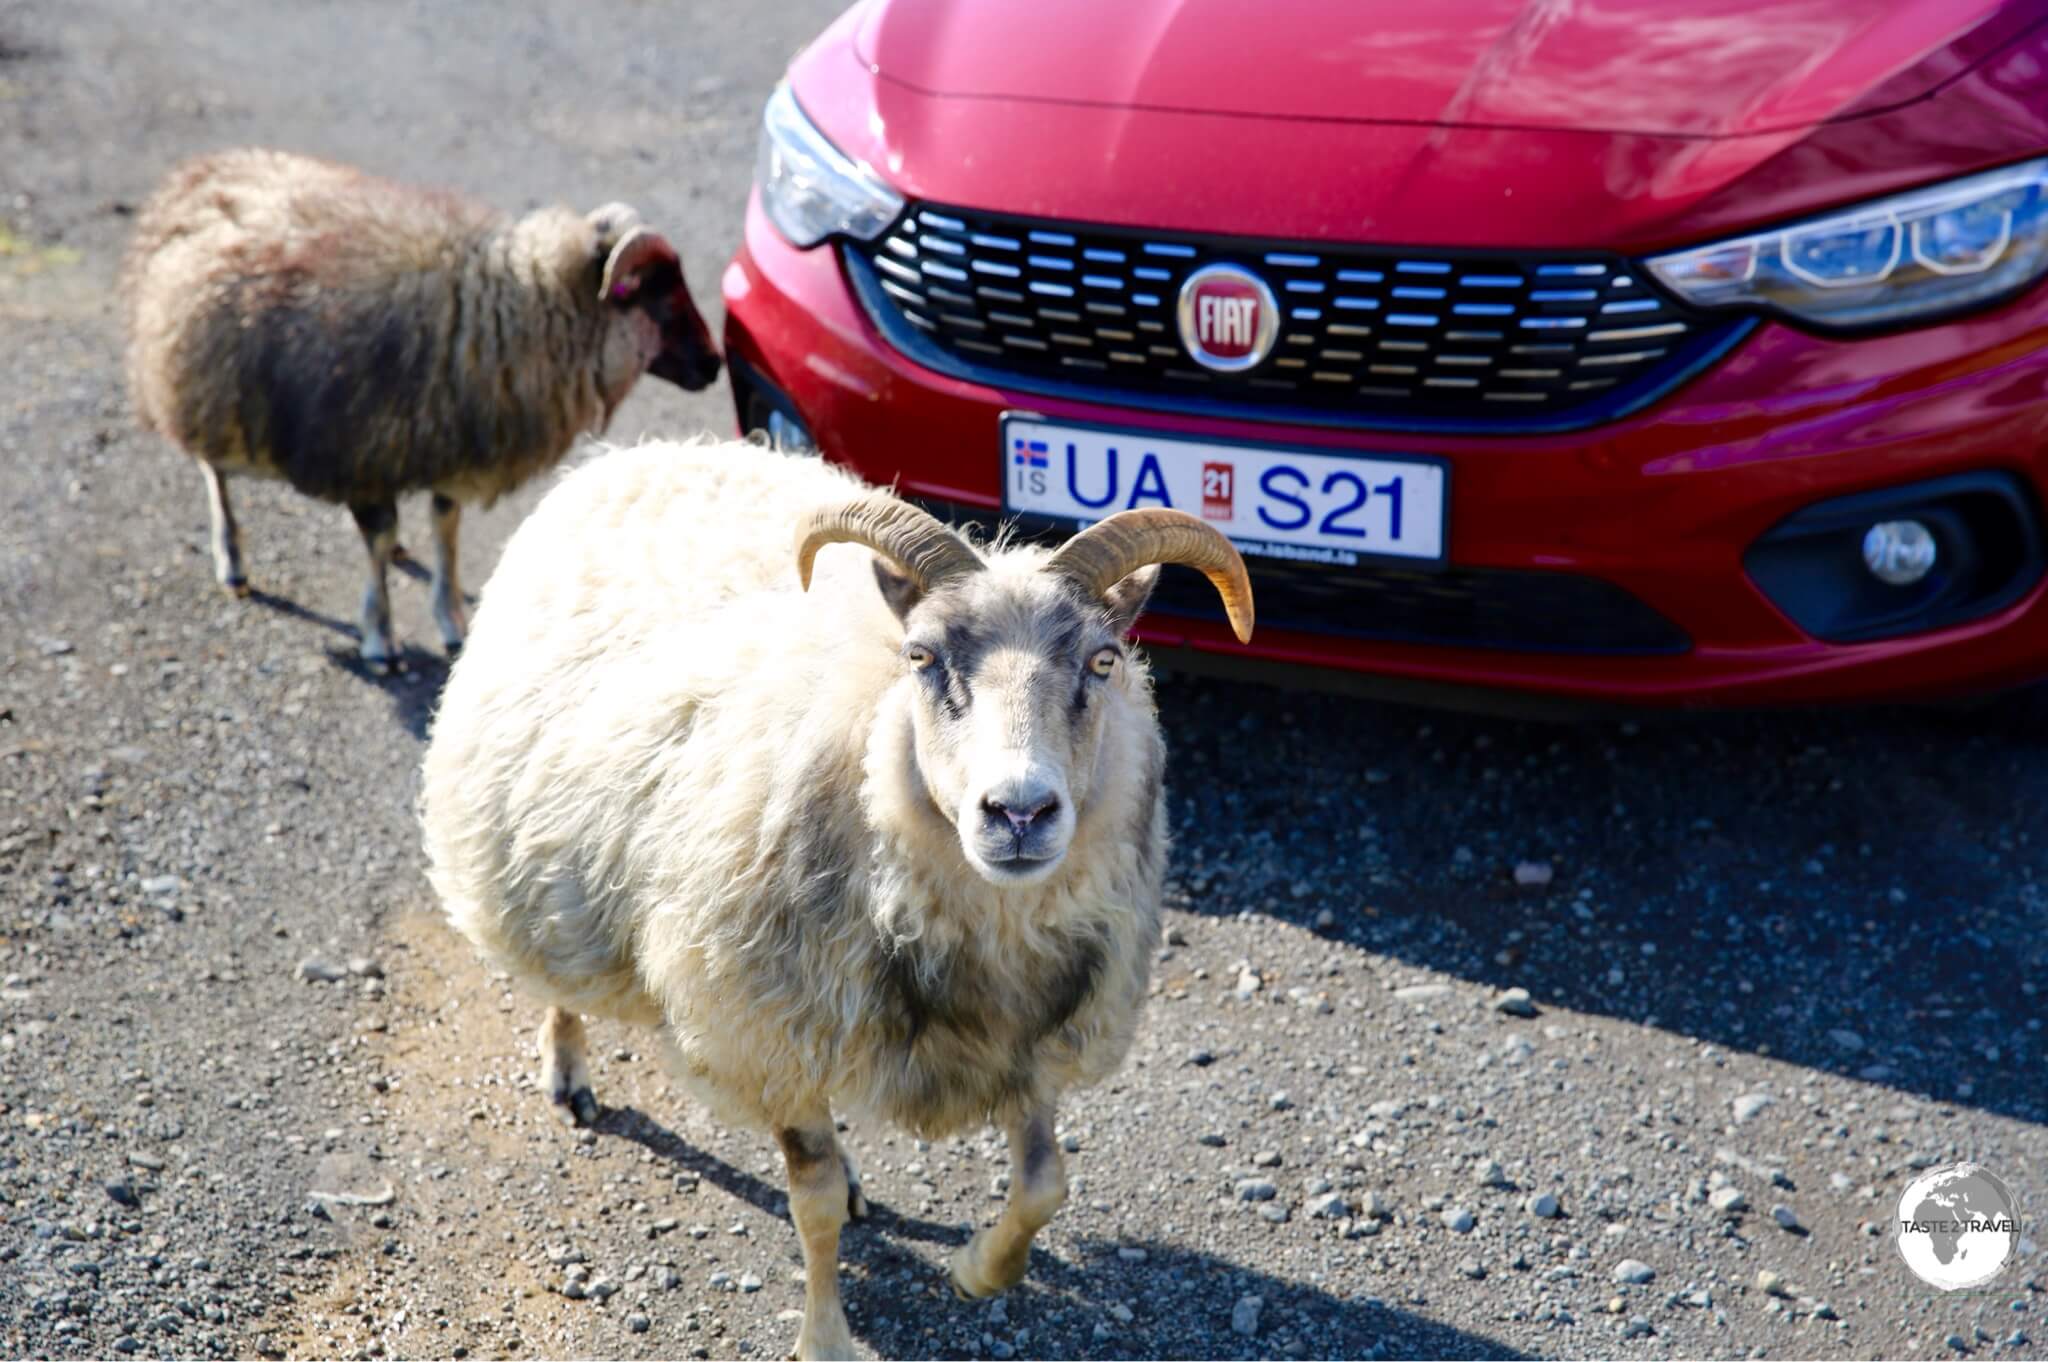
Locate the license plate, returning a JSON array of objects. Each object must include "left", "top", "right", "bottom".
[{"left": 1000, "top": 416, "right": 1447, "bottom": 566}]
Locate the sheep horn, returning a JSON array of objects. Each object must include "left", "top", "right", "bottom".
[
  {"left": 1046, "top": 509, "right": 1256, "bottom": 644},
  {"left": 795, "top": 495, "right": 984, "bottom": 593}
]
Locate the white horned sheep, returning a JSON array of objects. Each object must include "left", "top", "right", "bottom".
[
  {"left": 419, "top": 440, "right": 1254, "bottom": 1360},
  {"left": 122, "top": 148, "right": 721, "bottom": 671}
]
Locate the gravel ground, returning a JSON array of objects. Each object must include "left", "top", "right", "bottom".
[{"left": 3, "top": 3, "right": 2046, "bottom": 1359}]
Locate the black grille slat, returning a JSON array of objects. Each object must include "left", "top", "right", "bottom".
[
  {"left": 1150, "top": 558, "right": 1690, "bottom": 656},
  {"left": 935, "top": 503, "right": 1690, "bottom": 657},
  {"left": 853, "top": 204, "right": 1739, "bottom": 429}
]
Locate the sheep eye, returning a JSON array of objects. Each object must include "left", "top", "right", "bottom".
[
  {"left": 1088, "top": 646, "right": 1120, "bottom": 679},
  {"left": 905, "top": 644, "right": 937, "bottom": 671}
]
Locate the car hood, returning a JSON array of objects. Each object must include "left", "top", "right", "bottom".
[{"left": 855, "top": 0, "right": 2033, "bottom": 138}]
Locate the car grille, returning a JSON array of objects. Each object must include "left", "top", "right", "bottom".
[
  {"left": 1146, "top": 558, "right": 1690, "bottom": 656},
  {"left": 848, "top": 204, "right": 1744, "bottom": 432},
  {"left": 937, "top": 502, "right": 1690, "bottom": 656}
]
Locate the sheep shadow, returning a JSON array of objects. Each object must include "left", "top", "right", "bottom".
[
  {"left": 245, "top": 586, "right": 453, "bottom": 738},
  {"left": 1150, "top": 667, "right": 2048, "bottom": 1127},
  {"left": 953, "top": 1234, "right": 1527, "bottom": 1362},
  {"left": 388, "top": 545, "right": 432, "bottom": 583},
  {"left": 596, "top": 1103, "right": 958, "bottom": 1247},
  {"left": 323, "top": 643, "right": 450, "bottom": 741},
  {"left": 248, "top": 586, "right": 356, "bottom": 640},
  {"left": 596, "top": 1104, "right": 1520, "bottom": 1360}
]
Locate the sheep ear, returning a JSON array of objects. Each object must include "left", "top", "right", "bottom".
[
  {"left": 1101, "top": 565, "right": 1161, "bottom": 636},
  {"left": 871, "top": 557, "right": 925, "bottom": 623},
  {"left": 585, "top": 201, "right": 641, "bottom": 243},
  {"left": 599, "top": 226, "right": 679, "bottom": 304}
]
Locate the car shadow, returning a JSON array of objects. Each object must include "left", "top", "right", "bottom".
[
  {"left": 597, "top": 1103, "right": 1522, "bottom": 1361},
  {"left": 1153, "top": 668, "right": 2047, "bottom": 1127}
]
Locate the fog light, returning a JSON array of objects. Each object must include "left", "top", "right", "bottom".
[{"left": 1861, "top": 519, "right": 1938, "bottom": 585}]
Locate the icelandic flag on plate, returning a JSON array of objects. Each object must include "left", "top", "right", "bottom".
[{"left": 1012, "top": 438, "right": 1049, "bottom": 468}]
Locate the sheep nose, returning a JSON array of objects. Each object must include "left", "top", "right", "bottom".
[{"left": 982, "top": 790, "right": 1059, "bottom": 838}]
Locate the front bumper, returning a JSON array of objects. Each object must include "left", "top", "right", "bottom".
[{"left": 724, "top": 194, "right": 2048, "bottom": 708}]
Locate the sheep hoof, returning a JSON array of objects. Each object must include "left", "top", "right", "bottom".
[
  {"left": 946, "top": 1243, "right": 1010, "bottom": 1300},
  {"left": 434, "top": 604, "right": 469, "bottom": 656},
  {"left": 790, "top": 1323, "right": 856, "bottom": 1362},
  {"left": 554, "top": 1085, "right": 600, "bottom": 1128},
  {"left": 222, "top": 575, "right": 250, "bottom": 599},
  {"left": 844, "top": 1157, "right": 868, "bottom": 1222}
]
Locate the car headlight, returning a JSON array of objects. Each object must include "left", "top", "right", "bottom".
[
  {"left": 755, "top": 82, "right": 903, "bottom": 249},
  {"left": 1647, "top": 159, "right": 2048, "bottom": 330}
]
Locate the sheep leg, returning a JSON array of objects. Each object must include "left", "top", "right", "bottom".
[
  {"left": 841, "top": 1144, "right": 868, "bottom": 1221},
  {"left": 537, "top": 1007, "right": 600, "bottom": 1127},
  {"left": 200, "top": 463, "right": 247, "bottom": 596},
  {"left": 949, "top": 1104, "right": 1064, "bottom": 1299},
  {"left": 776, "top": 1121, "right": 857, "bottom": 1361},
  {"left": 349, "top": 499, "right": 400, "bottom": 673},
  {"left": 428, "top": 492, "right": 468, "bottom": 655}
]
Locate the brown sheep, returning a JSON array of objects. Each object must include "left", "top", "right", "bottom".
[{"left": 122, "top": 148, "right": 721, "bottom": 670}]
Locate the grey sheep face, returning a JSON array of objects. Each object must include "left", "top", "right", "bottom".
[
  {"left": 884, "top": 561, "right": 1160, "bottom": 885},
  {"left": 797, "top": 495, "right": 1254, "bottom": 886},
  {"left": 587, "top": 203, "right": 722, "bottom": 393},
  {"left": 797, "top": 498, "right": 1254, "bottom": 888}
]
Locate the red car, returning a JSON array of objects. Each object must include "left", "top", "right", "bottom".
[{"left": 722, "top": 0, "right": 2048, "bottom": 709}]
